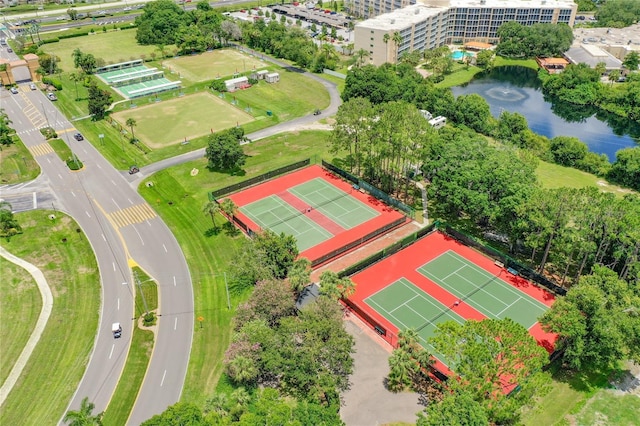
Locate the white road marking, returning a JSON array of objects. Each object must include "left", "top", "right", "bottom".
[
  {"left": 160, "top": 370, "right": 167, "bottom": 387},
  {"left": 111, "top": 180, "right": 117, "bottom": 186},
  {"left": 174, "top": 317, "right": 178, "bottom": 330},
  {"left": 173, "top": 276, "right": 177, "bottom": 287},
  {"left": 122, "top": 282, "right": 128, "bottom": 286},
  {"left": 71, "top": 191, "right": 76, "bottom": 197},
  {"left": 85, "top": 211, "right": 91, "bottom": 218},
  {"left": 163, "top": 244, "right": 168, "bottom": 253},
  {"left": 128, "top": 198, "right": 133, "bottom": 205},
  {"left": 111, "top": 198, "right": 120, "bottom": 209},
  {"left": 102, "top": 234, "right": 106, "bottom": 242},
  {"left": 109, "top": 344, "right": 114, "bottom": 360},
  {"left": 117, "top": 298, "right": 120, "bottom": 310},
  {"left": 96, "top": 164, "right": 102, "bottom": 169},
  {"left": 112, "top": 262, "right": 115, "bottom": 271},
  {"left": 58, "top": 174, "right": 63, "bottom": 180},
  {"left": 32, "top": 192, "right": 37, "bottom": 209},
  {"left": 133, "top": 226, "right": 144, "bottom": 245},
  {"left": 82, "top": 148, "right": 87, "bottom": 154},
  {"left": 46, "top": 158, "right": 51, "bottom": 163}
]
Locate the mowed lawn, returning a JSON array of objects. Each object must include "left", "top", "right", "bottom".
[
  {"left": 163, "top": 49, "right": 269, "bottom": 82},
  {"left": 41, "top": 30, "right": 169, "bottom": 72},
  {"left": 0, "top": 212, "right": 100, "bottom": 425},
  {"left": 232, "top": 70, "right": 330, "bottom": 121},
  {"left": 111, "top": 92, "right": 254, "bottom": 148},
  {"left": 536, "top": 160, "right": 634, "bottom": 196},
  {"left": 0, "top": 257, "right": 40, "bottom": 386}
]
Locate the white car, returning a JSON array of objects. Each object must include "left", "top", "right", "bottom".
[
  {"left": 10, "top": 87, "right": 19, "bottom": 94},
  {"left": 29, "top": 83, "right": 37, "bottom": 90},
  {"left": 47, "top": 92, "right": 57, "bottom": 101},
  {"left": 112, "top": 322, "right": 122, "bottom": 338}
]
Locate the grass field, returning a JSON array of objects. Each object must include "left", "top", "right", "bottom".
[
  {"left": 163, "top": 49, "right": 269, "bottom": 83},
  {"left": 111, "top": 92, "right": 254, "bottom": 148},
  {"left": 574, "top": 390, "right": 640, "bottom": 425},
  {"left": 138, "top": 130, "right": 337, "bottom": 405},
  {"left": 436, "top": 62, "right": 484, "bottom": 88},
  {"left": 0, "top": 211, "right": 100, "bottom": 425},
  {"left": 0, "top": 256, "right": 40, "bottom": 386},
  {"left": 0, "top": 139, "right": 40, "bottom": 185},
  {"left": 41, "top": 30, "right": 170, "bottom": 73},
  {"left": 536, "top": 160, "right": 633, "bottom": 196}
]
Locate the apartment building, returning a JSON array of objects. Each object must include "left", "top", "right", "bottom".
[{"left": 354, "top": 0, "right": 578, "bottom": 65}]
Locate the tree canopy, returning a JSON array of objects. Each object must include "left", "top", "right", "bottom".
[
  {"left": 594, "top": 0, "right": 640, "bottom": 28},
  {"left": 496, "top": 21, "right": 573, "bottom": 58},
  {"left": 204, "top": 127, "right": 247, "bottom": 172}
]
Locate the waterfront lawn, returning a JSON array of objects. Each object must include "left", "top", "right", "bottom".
[
  {"left": 536, "top": 160, "right": 633, "bottom": 196},
  {"left": 436, "top": 62, "right": 483, "bottom": 88},
  {"left": 138, "top": 130, "right": 335, "bottom": 405},
  {"left": 0, "top": 211, "right": 100, "bottom": 425}
]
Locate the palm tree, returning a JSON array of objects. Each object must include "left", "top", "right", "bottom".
[
  {"left": 392, "top": 31, "right": 402, "bottom": 63},
  {"left": 319, "top": 270, "right": 356, "bottom": 300},
  {"left": 387, "top": 348, "right": 416, "bottom": 392},
  {"left": 125, "top": 117, "right": 137, "bottom": 142},
  {"left": 220, "top": 198, "right": 237, "bottom": 221},
  {"left": 63, "top": 397, "right": 103, "bottom": 426},
  {"left": 355, "top": 48, "right": 370, "bottom": 67},
  {"left": 69, "top": 71, "right": 84, "bottom": 100},
  {"left": 204, "top": 392, "right": 229, "bottom": 416},
  {"left": 231, "top": 387, "right": 251, "bottom": 407},
  {"left": 608, "top": 69, "right": 621, "bottom": 85},
  {"left": 203, "top": 201, "right": 220, "bottom": 230},
  {"left": 228, "top": 355, "right": 258, "bottom": 384},
  {"left": 595, "top": 61, "right": 606, "bottom": 76},
  {"left": 383, "top": 33, "right": 390, "bottom": 63}
]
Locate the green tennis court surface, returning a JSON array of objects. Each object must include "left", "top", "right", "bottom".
[
  {"left": 418, "top": 251, "right": 548, "bottom": 329},
  {"left": 289, "top": 178, "right": 379, "bottom": 229},
  {"left": 365, "top": 278, "right": 465, "bottom": 362},
  {"left": 98, "top": 65, "right": 149, "bottom": 83},
  {"left": 239, "top": 195, "right": 333, "bottom": 251}
]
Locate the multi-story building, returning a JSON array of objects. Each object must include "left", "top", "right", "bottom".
[{"left": 354, "top": 0, "right": 578, "bottom": 65}]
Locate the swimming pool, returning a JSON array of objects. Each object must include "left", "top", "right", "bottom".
[{"left": 451, "top": 50, "right": 473, "bottom": 60}]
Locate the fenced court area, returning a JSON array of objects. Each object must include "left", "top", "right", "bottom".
[
  {"left": 347, "top": 231, "right": 557, "bottom": 372},
  {"left": 226, "top": 165, "right": 407, "bottom": 266},
  {"left": 97, "top": 62, "right": 181, "bottom": 99}
]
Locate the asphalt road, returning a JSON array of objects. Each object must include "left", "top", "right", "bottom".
[
  {"left": 0, "top": 84, "right": 193, "bottom": 424},
  {"left": 1, "top": 47, "right": 340, "bottom": 425}
]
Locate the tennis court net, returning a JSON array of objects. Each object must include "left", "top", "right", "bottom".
[{"left": 261, "top": 190, "right": 352, "bottom": 229}]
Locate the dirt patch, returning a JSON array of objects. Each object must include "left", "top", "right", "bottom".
[{"left": 610, "top": 360, "right": 640, "bottom": 395}]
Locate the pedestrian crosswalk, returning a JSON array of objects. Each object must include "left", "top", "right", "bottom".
[
  {"left": 28, "top": 143, "right": 54, "bottom": 157},
  {"left": 107, "top": 203, "right": 157, "bottom": 228}
]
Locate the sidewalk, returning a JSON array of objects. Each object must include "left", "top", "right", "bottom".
[{"left": 0, "top": 246, "right": 53, "bottom": 406}]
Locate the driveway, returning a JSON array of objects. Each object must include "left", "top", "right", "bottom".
[{"left": 341, "top": 316, "right": 423, "bottom": 426}]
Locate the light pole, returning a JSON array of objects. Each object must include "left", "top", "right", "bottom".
[{"left": 40, "top": 101, "right": 50, "bottom": 127}]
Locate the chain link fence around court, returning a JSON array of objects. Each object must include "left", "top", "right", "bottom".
[
  {"left": 440, "top": 225, "right": 567, "bottom": 296},
  {"left": 321, "top": 160, "right": 416, "bottom": 219}
]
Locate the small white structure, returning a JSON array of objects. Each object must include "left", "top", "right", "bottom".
[
  {"left": 265, "top": 72, "right": 280, "bottom": 83},
  {"left": 225, "top": 76, "right": 249, "bottom": 92},
  {"left": 420, "top": 109, "right": 433, "bottom": 120},
  {"left": 428, "top": 116, "right": 446, "bottom": 129},
  {"left": 255, "top": 70, "right": 269, "bottom": 80}
]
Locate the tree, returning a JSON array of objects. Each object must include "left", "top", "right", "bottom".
[
  {"left": 430, "top": 318, "right": 549, "bottom": 424},
  {"left": 141, "top": 402, "right": 203, "bottom": 425},
  {"left": 287, "top": 257, "right": 311, "bottom": 295},
  {"left": 219, "top": 198, "right": 237, "bottom": 221},
  {"left": 607, "top": 147, "right": 640, "bottom": 191},
  {"left": 475, "top": 49, "right": 494, "bottom": 70},
  {"left": 87, "top": 79, "right": 112, "bottom": 120},
  {"left": 69, "top": 71, "right": 84, "bottom": 100},
  {"left": 234, "top": 279, "right": 296, "bottom": 329},
  {"left": 227, "top": 355, "right": 259, "bottom": 385},
  {"left": 392, "top": 31, "right": 402, "bottom": 63},
  {"left": 63, "top": 397, "right": 103, "bottom": 426},
  {"left": 71, "top": 48, "right": 97, "bottom": 74},
  {"left": 540, "top": 266, "right": 640, "bottom": 371},
  {"left": 387, "top": 347, "right": 417, "bottom": 392},
  {"left": 354, "top": 48, "right": 369, "bottom": 67},
  {"left": 202, "top": 201, "right": 220, "bottom": 230},
  {"left": 67, "top": 8, "right": 78, "bottom": 20},
  {"left": 549, "top": 136, "right": 588, "bottom": 167},
  {"left": 417, "top": 391, "right": 488, "bottom": 426},
  {"left": 0, "top": 202, "right": 22, "bottom": 239},
  {"left": 0, "top": 109, "right": 15, "bottom": 148},
  {"left": 38, "top": 54, "right": 60, "bottom": 75},
  {"left": 135, "top": 0, "right": 185, "bottom": 46},
  {"left": 595, "top": 0, "right": 640, "bottom": 27},
  {"left": 124, "top": 117, "right": 137, "bottom": 142},
  {"left": 204, "top": 128, "right": 247, "bottom": 171},
  {"left": 623, "top": 51, "right": 639, "bottom": 70},
  {"left": 318, "top": 270, "right": 356, "bottom": 300},
  {"left": 451, "top": 94, "right": 493, "bottom": 134}
]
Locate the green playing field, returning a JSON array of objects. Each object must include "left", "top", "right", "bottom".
[{"left": 417, "top": 251, "right": 548, "bottom": 329}]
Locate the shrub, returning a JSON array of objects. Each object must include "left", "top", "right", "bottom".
[
  {"left": 40, "top": 127, "right": 58, "bottom": 139},
  {"left": 210, "top": 79, "right": 227, "bottom": 92},
  {"left": 42, "top": 76, "right": 63, "bottom": 91},
  {"left": 143, "top": 312, "right": 157, "bottom": 326},
  {"left": 66, "top": 156, "right": 83, "bottom": 170}
]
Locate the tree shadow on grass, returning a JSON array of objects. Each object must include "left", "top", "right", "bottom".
[
  {"left": 223, "top": 221, "right": 241, "bottom": 237},
  {"left": 549, "top": 361, "right": 615, "bottom": 393},
  {"left": 204, "top": 227, "right": 221, "bottom": 237}
]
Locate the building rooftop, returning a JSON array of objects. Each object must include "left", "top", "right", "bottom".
[
  {"left": 356, "top": 4, "right": 449, "bottom": 31},
  {"left": 445, "top": 0, "right": 576, "bottom": 7},
  {"left": 565, "top": 45, "right": 623, "bottom": 69}
]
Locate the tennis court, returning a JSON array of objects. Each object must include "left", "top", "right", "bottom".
[
  {"left": 418, "top": 251, "right": 549, "bottom": 329},
  {"left": 240, "top": 195, "right": 334, "bottom": 251},
  {"left": 228, "top": 165, "right": 407, "bottom": 265},
  {"left": 365, "top": 277, "right": 465, "bottom": 362}
]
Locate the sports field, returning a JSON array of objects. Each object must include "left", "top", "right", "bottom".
[
  {"left": 349, "top": 231, "right": 557, "bottom": 371},
  {"left": 227, "top": 165, "right": 406, "bottom": 263},
  {"left": 163, "top": 49, "right": 268, "bottom": 82},
  {"left": 110, "top": 92, "right": 254, "bottom": 148}
]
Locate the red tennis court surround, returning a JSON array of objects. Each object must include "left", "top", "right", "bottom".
[
  {"left": 347, "top": 231, "right": 557, "bottom": 373},
  {"left": 227, "top": 165, "right": 407, "bottom": 266}
]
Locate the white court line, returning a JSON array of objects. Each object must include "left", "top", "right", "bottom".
[
  {"left": 496, "top": 297, "right": 523, "bottom": 317},
  {"left": 389, "top": 294, "right": 420, "bottom": 313}
]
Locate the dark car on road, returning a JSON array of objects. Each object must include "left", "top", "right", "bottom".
[{"left": 74, "top": 133, "right": 84, "bottom": 141}]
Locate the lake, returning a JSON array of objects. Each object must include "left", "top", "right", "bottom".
[{"left": 451, "top": 66, "right": 639, "bottom": 161}]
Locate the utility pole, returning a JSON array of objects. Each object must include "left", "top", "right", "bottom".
[{"left": 134, "top": 270, "right": 150, "bottom": 315}]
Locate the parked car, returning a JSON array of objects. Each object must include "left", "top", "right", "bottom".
[
  {"left": 47, "top": 92, "right": 57, "bottom": 101},
  {"left": 29, "top": 83, "right": 36, "bottom": 90},
  {"left": 7, "top": 48, "right": 13, "bottom": 53},
  {"left": 74, "top": 133, "right": 84, "bottom": 141},
  {"left": 129, "top": 165, "right": 140, "bottom": 174},
  {"left": 10, "top": 87, "right": 19, "bottom": 94}
]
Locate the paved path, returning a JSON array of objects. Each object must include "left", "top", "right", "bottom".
[
  {"left": 341, "top": 316, "right": 423, "bottom": 426},
  {"left": 0, "top": 246, "right": 53, "bottom": 406}
]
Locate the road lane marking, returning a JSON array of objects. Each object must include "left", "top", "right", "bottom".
[
  {"left": 133, "top": 226, "right": 144, "bottom": 245},
  {"left": 128, "top": 198, "right": 133, "bottom": 205},
  {"left": 85, "top": 211, "right": 91, "bottom": 218},
  {"left": 174, "top": 318, "right": 178, "bottom": 330},
  {"left": 111, "top": 198, "right": 121, "bottom": 210},
  {"left": 102, "top": 234, "right": 107, "bottom": 242},
  {"left": 97, "top": 164, "right": 102, "bottom": 169},
  {"left": 58, "top": 174, "right": 63, "bottom": 180},
  {"left": 173, "top": 276, "right": 176, "bottom": 287},
  {"left": 160, "top": 370, "right": 167, "bottom": 387},
  {"left": 32, "top": 192, "right": 37, "bottom": 209},
  {"left": 112, "top": 262, "right": 115, "bottom": 271},
  {"left": 111, "top": 180, "right": 117, "bottom": 186},
  {"left": 27, "top": 143, "right": 54, "bottom": 157},
  {"left": 105, "top": 203, "right": 157, "bottom": 228},
  {"left": 71, "top": 191, "right": 76, "bottom": 197},
  {"left": 163, "top": 244, "right": 167, "bottom": 253},
  {"left": 118, "top": 298, "right": 120, "bottom": 311},
  {"left": 46, "top": 158, "right": 51, "bottom": 163},
  {"left": 109, "top": 344, "right": 114, "bottom": 360}
]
